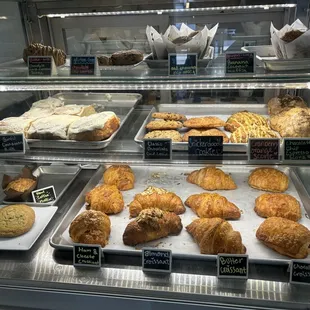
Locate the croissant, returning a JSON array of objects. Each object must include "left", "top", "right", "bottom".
[
  {"left": 123, "top": 208, "right": 182, "bottom": 246},
  {"left": 129, "top": 186, "right": 185, "bottom": 217},
  {"left": 103, "top": 165, "right": 135, "bottom": 191},
  {"left": 185, "top": 193, "right": 241, "bottom": 219},
  {"left": 69, "top": 210, "right": 111, "bottom": 247},
  {"left": 85, "top": 184, "right": 124, "bottom": 214},
  {"left": 186, "top": 218, "right": 246, "bottom": 254},
  {"left": 187, "top": 167, "right": 237, "bottom": 190}
]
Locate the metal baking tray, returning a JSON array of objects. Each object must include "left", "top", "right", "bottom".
[
  {"left": 27, "top": 92, "right": 141, "bottom": 150},
  {"left": 241, "top": 45, "right": 310, "bottom": 71},
  {"left": 50, "top": 165, "right": 310, "bottom": 265},
  {"left": 134, "top": 104, "right": 269, "bottom": 153},
  {"left": 3, "top": 165, "right": 80, "bottom": 206}
]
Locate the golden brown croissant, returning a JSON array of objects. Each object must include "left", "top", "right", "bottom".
[
  {"left": 123, "top": 208, "right": 182, "bottom": 246},
  {"left": 69, "top": 210, "right": 111, "bottom": 247},
  {"left": 85, "top": 184, "right": 124, "bottom": 214},
  {"left": 103, "top": 165, "right": 135, "bottom": 191},
  {"left": 129, "top": 186, "right": 185, "bottom": 217},
  {"left": 185, "top": 193, "right": 241, "bottom": 219},
  {"left": 186, "top": 218, "right": 246, "bottom": 254},
  {"left": 187, "top": 167, "right": 237, "bottom": 190},
  {"left": 256, "top": 217, "right": 310, "bottom": 258}
]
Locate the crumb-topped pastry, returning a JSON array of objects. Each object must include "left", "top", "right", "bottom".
[{"left": 144, "top": 130, "right": 182, "bottom": 142}]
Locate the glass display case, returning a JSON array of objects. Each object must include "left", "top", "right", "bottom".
[{"left": 0, "top": 1, "right": 310, "bottom": 309}]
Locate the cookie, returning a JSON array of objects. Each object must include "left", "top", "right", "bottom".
[
  {"left": 146, "top": 120, "right": 183, "bottom": 131},
  {"left": 183, "top": 117, "right": 226, "bottom": 129},
  {"left": 182, "top": 129, "right": 229, "bottom": 142},
  {"left": 152, "top": 112, "right": 187, "bottom": 121},
  {"left": 144, "top": 130, "right": 182, "bottom": 142}
]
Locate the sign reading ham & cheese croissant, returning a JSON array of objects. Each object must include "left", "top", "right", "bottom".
[{"left": 73, "top": 244, "right": 101, "bottom": 268}]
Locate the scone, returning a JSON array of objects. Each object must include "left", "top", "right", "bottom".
[
  {"left": 0, "top": 117, "right": 33, "bottom": 134},
  {"left": 146, "top": 120, "right": 183, "bottom": 131},
  {"left": 68, "top": 111, "right": 120, "bottom": 141},
  {"left": 225, "top": 111, "right": 267, "bottom": 132},
  {"left": 248, "top": 167, "right": 289, "bottom": 192},
  {"left": 54, "top": 105, "right": 96, "bottom": 117},
  {"left": 103, "top": 165, "right": 135, "bottom": 191},
  {"left": 267, "top": 95, "right": 306, "bottom": 116},
  {"left": 111, "top": 50, "right": 143, "bottom": 65},
  {"left": 183, "top": 117, "right": 226, "bottom": 129},
  {"left": 182, "top": 128, "right": 229, "bottom": 143},
  {"left": 144, "top": 130, "right": 182, "bottom": 142},
  {"left": 31, "top": 97, "right": 64, "bottom": 109},
  {"left": 255, "top": 193, "right": 301, "bottom": 221},
  {"left": 152, "top": 112, "right": 186, "bottom": 121},
  {"left": 230, "top": 125, "right": 278, "bottom": 143},
  {"left": 0, "top": 205, "right": 35, "bottom": 237}
]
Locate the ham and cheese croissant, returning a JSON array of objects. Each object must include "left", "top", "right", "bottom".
[
  {"left": 185, "top": 193, "right": 241, "bottom": 219},
  {"left": 186, "top": 218, "right": 246, "bottom": 255},
  {"left": 128, "top": 186, "right": 185, "bottom": 217},
  {"left": 123, "top": 208, "right": 182, "bottom": 246},
  {"left": 103, "top": 165, "right": 135, "bottom": 191}
]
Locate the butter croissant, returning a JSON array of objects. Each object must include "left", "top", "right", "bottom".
[
  {"left": 103, "top": 165, "right": 135, "bottom": 191},
  {"left": 186, "top": 218, "right": 246, "bottom": 254},
  {"left": 185, "top": 193, "right": 241, "bottom": 219},
  {"left": 187, "top": 167, "right": 237, "bottom": 190},
  {"left": 123, "top": 208, "right": 182, "bottom": 246},
  {"left": 129, "top": 186, "right": 185, "bottom": 217}
]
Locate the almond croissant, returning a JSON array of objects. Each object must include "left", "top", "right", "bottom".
[
  {"left": 185, "top": 193, "right": 241, "bottom": 219},
  {"left": 103, "top": 165, "right": 135, "bottom": 191},
  {"left": 129, "top": 186, "right": 185, "bottom": 217},
  {"left": 186, "top": 218, "right": 246, "bottom": 254},
  {"left": 123, "top": 208, "right": 182, "bottom": 246}
]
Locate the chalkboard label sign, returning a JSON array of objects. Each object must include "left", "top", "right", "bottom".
[
  {"left": 284, "top": 138, "right": 310, "bottom": 161},
  {"left": 225, "top": 52, "right": 256, "bottom": 74},
  {"left": 290, "top": 261, "right": 310, "bottom": 285},
  {"left": 188, "top": 136, "right": 223, "bottom": 160},
  {"left": 32, "top": 186, "right": 56, "bottom": 203},
  {"left": 73, "top": 244, "right": 101, "bottom": 268},
  {"left": 217, "top": 254, "right": 248, "bottom": 279},
  {"left": 70, "top": 56, "right": 96, "bottom": 75},
  {"left": 28, "top": 56, "right": 54, "bottom": 76},
  {"left": 0, "top": 133, "right": 25, "bottom": 154},
  {"left": 143, "top": 139, "right": 172, "bottom": 160},
  {"left": 142, "top": 248, "right": 172, "bottom": 273},
  {"left": 169, "top": 53, "right": 197, "bottom": 76},
  {"left": 248, "top": 138, "right": 280, "bottom": 161}
]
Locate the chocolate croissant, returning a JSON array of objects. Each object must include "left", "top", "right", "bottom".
[
  {"left": 123, "top": 208, "right": 182, "bottom": 246},
  {"left": 185, "top": 193, "right": 241, "bottom": 219},
  {"left": 186, "top": 218, "right": 246, "bottom": 255},
  {"left": 103, "top": 165, "right": 134, "bottom": 191}
]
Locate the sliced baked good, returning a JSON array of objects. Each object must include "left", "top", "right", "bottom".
[
  {"left": 69, "top": 210, "right": 111, "bottom": 247},
  {"left": 0, "top": 117, "right": 33, "bottom": 134},
  {"left": 146, "top": 120, "right": 183, "bottom": 131},
  {"left": 103, "top": 165, "right": 135, "bottom": 191},
  {"left": 255, "top": 193, "right": 301, "bottom": 221},
  {"left": 54, "top": 105, "right": 96, "bottom": 117},
  {"left": 85, "top": 184, "right": 124, "bottom": 214},
  {"left": 68, "top": 112, "right": 120, "bottom": 141},
  {"left": 123, "top": 208, "right": 182, "bottom": 246},
  {"left": 185, "top": 193, "right": 241, "bottom": 219},
  {"left": 248, "top": 167, "right": 289, "bottom": 193},
  {"left": 144, "top": 130, "right": 182, "bottom": 142},
  {"left": 23, "top": 107, "right": 55, "bottom": 120},
  {"left": 186, "top": 218, "right": 246, "bottom": 254},
  {"left": 0, "top": 204, "right": 35, "bottom": 237},
  {"left": 111, "top": 50, "right": 143, "bottom": 66},
  {"left": 225, "top": 111, "right": 267, "bottom": 132},
  {"left": 129, "top": 186, "right": 185, "bottom": 217},
  {"left": 31, "top": 97, "right": 64, "bottom": 109},
  {"left": 267, "top": 95, "right": 306, "bottom": 116},
  {"left": 152, "top": 112, "right": 186, "bottom": 121},
  {"left": 183, "top": 117, "right": 226, "bottom": 129},
  {"left": 182, "top": 128, "right": 229, "bottom": 143},
  {"left": 187, "top": 167, "right": 237, "bottom": 190},
  {"left": 256, "top": 217, "right": 310, "bottom": 258}
]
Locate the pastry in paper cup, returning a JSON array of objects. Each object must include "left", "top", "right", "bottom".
[{"left": 2, "top": 167, "right": 37, "bottom": 201}]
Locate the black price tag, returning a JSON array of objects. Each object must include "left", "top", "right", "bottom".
[
  {"left": 188, "top": 136, "right": 223, "bottom": 160},
  {"left": 142, "top": 248, "right": 172, "bottom": 273},
  {"left": 248, "top": 138, "right": 280, "bottom": 161},
  {"left": 73, "top": 244, "right": 101, "bottom": 268},
  {"left": 169, "top": 53, "right": 197, "bottom": 76},
  {"left": 290, "top": 261, "right": 310, "bottom": 285},
  {"left": 143, "top": 139, "right": 172, "bottom": 160},
  {"left": 0, "top": 133, "right": 25, "bottom": 154},
  {"left": 28, "top": 56, "right": 53, "bottom": 76},
  {"left": 32, "top": 186, "right": 56, "bottom": 203},
  {"left": 284, "top": 138, "right": 310, "bottom": 161},
  {"left": 70, "top": 56, "right": 96, "bottom": 75},
  {"left": 225, "top": 52, "right": 256, "bottom": 74},
  {"left": 217, "top": 254, "right": 248, "bottom": 279}
]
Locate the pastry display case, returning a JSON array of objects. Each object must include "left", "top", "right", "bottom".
[{"left": 1, "top": 1, "right": 310, "bottom": 310}]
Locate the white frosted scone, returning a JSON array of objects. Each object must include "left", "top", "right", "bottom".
[
  {"left": 68, "top": 111, "right": 120, "bottom": 141},
  {"left": 31, "top": 97, "right": 64, "bottom": 109},
  {"left": 0, "top": 117, "right": 33, "bottom": 134},
  {"left": 54, "top": 105, "right": 96, "bottom": 117},
  {"left": 22, "top": 107, "right": 54, "bottom": 119},
  {"left": 27, "top": 115, "right": 79, "bottom": 140}
]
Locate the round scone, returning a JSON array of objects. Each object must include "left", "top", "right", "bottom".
[
  {"left": 248, "top": 168, "right": 289, "bottom": 193},
  {"left": 144, "top": 130, "right": 182, "bottom": 142},
  {"left": 267, "top": 95, "right": 306, "bottom": 116},
  {"left": 152, "top": 112, "right": 187, "bottom": 121},
  {"left": 0, "top": 205, "right": 35, "bottom": 237}
]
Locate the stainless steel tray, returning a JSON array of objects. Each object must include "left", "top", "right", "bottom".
[
  {"left": 134, "top": 104, "right": 269, "bottom": 153},
  {"left": 241, "top": 45, "right": 310, "bottom": 71},
  {"left": 3, "top": 165, "right": 80, "bottom": 206},
  {"left": 50, "top": 164, "right": 310, "bottom": 264}
]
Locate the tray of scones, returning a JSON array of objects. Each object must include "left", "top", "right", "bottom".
[{"left": 50, "top": 164, "right": 310, "bottom": 264}]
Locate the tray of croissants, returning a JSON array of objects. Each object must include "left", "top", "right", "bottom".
[{"left": 49, "top": 164, "right": 310, "bottom": 263}]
